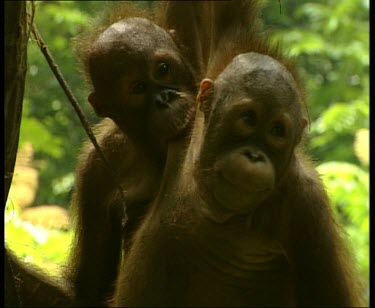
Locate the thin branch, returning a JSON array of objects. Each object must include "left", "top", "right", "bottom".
[{"left": 29, "top": 20, "right": 128, "bottom": 225}]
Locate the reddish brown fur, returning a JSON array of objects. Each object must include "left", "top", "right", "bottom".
[
  {"left": 65, "top": 2, "right": 206, "bottom": 306},
  {"left": 111, "top": 1, "right": 363, "bottom": 307},
  {"left": 8, "top": 1, "right": 362, "bottom": 307},
  {"left": 113, "top": 53, "right": 363, "bottom": 307}
]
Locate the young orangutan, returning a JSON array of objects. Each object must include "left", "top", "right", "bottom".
[
  {"left": 66, "top": 15, "right": 198, "bottom": 306},
  {"left": 3, "top": 2, "right": 210, "bottom": 307},
  {"left": 110, "top": 0, "right": 363, "bottom": 305},
  {"left": 112, "top": 51, "right": 363, "bottom": 307}
]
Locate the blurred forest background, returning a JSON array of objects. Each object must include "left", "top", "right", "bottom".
[{"left": 5, "top": 0, "right": 369, "bottom": 304}]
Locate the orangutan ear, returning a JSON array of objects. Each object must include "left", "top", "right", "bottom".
[
  {"left": 88, "top": 92, "right": 110, "bottom": 118},
  {"left": 296, "top": 117, "right": 309, "bottom": 145},
  {"left": 197, "top": 78, "right": 214, "bottom": 116},
  {"left": 167, "top": 28, "right": 177, "bottom": 38}
]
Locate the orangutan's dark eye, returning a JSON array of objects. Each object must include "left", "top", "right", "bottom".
[
  {"left": 242, "top": 111, "right": 257, "bottom": 127},
  {"left": 156, "top": 62, "right": 170, "bottom": 77},
  {"left": 270, "top": 124, "right": 286, "bottom": 138}
]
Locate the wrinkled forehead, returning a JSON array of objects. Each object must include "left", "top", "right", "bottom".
[
  {"left": 95, "top": 17, "right": 175, "bottom": 56},
  {"left": 213, "top": 52, "right": 300, "bottom": 111}
]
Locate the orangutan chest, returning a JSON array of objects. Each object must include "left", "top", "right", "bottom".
[{"left": 120, "top": 197, "right": 292, "bottom": 306}]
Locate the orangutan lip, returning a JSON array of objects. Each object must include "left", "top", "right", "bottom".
[{"left": 217, "top": 171, "right": 270, "bottom": 194}]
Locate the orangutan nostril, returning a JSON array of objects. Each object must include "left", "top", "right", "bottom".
[{"left": 243, "top": 150, "right": 265, "bottom": 162}]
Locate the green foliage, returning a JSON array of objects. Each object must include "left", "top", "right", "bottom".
[
  {"left": 317, "top": 161, "right": 369, "bottom": 300},
  {"left": 266, "top": 0, "right": 369, "bottom": 143},
  {"left": 309, "top": 98, "right": 368, "bottom": 162},
  {"left": 263, "top": 0, "right": 369, "bottom": 302},
  {"left": 22, "top": 1, "right": 101, "bottom": 207},
  {"left": 5, "top": 200, "right": 73, "bottom": 276},
  {"left": 317, "top": 162, "right": 368, "bottom": 240},
  {"left": 19, "top": 100, "right": 64, "bottom": 159}
]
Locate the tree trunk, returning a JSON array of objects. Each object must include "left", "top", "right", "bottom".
[
  {"left": 4, "top": 1, "right": 28, "bottom": 207},
  {"left": 5, "top": 2, "right": 28, "bottom": 307}
]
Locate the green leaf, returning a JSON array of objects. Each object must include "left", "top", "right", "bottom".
[{"left": 19, "top": 117, "right": 64, "bottom": 159}]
